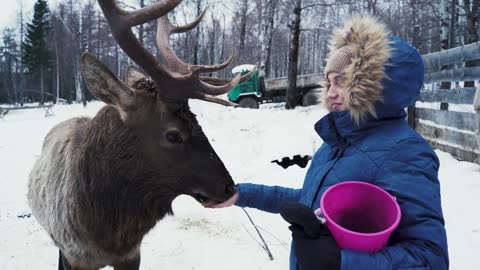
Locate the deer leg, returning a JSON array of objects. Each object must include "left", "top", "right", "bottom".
[
  {"left": 112, "top": 254, "right": 141, "bottom": 270},
  {"left": 58, "top": 250, "right": 98, "bottom": 270},
  {"left": 58, "top": 250, "right": 72, "bottom": 270}
]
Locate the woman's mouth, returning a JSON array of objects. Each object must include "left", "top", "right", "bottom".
[{"left": 331, "top": 103, "right": 343, "bottom": 110}]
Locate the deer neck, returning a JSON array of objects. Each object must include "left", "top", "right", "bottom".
[{"left": 70, "top": 106, "right": 175, "bottom": 254}]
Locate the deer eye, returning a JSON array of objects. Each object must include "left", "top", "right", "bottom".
[{"left": 165, "top": 130, "right": 184, "bottom": 144}]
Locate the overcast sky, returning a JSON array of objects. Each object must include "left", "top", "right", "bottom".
[
  {"left": 0, "top": 0, "right": 235, "bottom": 36},
  {"left": 1, "top": 0, "right": 40, "bottom": 32},
  {"left": 0, "top": 0, "right": 147, "bottom": 31}
]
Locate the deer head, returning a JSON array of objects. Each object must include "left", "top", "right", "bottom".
[{"left": 80, "top": 0, "right": 254, "bottom": 207}]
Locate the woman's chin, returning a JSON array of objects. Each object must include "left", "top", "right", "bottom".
[{"left": 331, "top": 105, "right": 345, "bottom": 111}]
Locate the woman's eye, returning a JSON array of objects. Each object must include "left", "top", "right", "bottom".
[{"left": 165, "top": 130, "right": 183, "bottom": 144}]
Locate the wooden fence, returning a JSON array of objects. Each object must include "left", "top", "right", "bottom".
[{"left": 418, "top": 42, "right": 480, "bottom": 164}]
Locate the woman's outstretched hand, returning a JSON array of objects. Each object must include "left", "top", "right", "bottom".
[{"left": 206, "top": 191, "right": 239, "bottom": 208}]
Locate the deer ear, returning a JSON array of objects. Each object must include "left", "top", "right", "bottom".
[
  {"left": 81, "top": 52, "right": 133, "bottom": 107},
  {"left": 125, "top": 65, "right": 147, "bottom": 88}
]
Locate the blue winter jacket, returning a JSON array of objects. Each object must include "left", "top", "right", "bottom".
[{"left": 235, "top": 36, "right": 449, "bottom": 270}]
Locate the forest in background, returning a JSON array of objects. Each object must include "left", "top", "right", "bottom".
[{"left": 0, "top": 0, "right": 478, "bottom": 106}]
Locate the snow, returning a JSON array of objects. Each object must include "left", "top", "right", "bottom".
[
  {"left": 0, "top": 101, "right": 479, "bottom": 269},
  {"left": 231, "top": 64, "right": 256, "bottom": 75}
]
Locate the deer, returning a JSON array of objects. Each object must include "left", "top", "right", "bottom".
[{"left": 27, "top": 0, "right": 254, "bottom": 269}]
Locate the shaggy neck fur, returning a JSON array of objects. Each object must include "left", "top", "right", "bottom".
[{"left": 68, "top": 106, "right": 175, "bottom": 255}]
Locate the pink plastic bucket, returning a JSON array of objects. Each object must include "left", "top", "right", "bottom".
[{"left": 320, "top": 181, "right": 401, "bottom": 252}]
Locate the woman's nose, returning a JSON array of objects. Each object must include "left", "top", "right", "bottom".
[{"left": 327, "top": 86, "right": 338, "bottom": 98}]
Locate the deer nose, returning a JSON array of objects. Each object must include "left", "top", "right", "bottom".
[{"left": 225, "top": 184, "right": 237, "bottom": 197}]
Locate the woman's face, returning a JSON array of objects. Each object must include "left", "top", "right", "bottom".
[{"left": 327, "top": 72, "right": 348, "bottom": 111}]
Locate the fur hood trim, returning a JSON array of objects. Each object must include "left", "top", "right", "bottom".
[{"left": 322, "top": 15, "right": 391, "bottom": 124}]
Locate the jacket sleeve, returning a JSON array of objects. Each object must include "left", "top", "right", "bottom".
[
  {"left": 235, "top": 183, "right": 301, "bottom": 214},
  {"left": 341, "top": 138, "right": 449, "bottom": 270}
]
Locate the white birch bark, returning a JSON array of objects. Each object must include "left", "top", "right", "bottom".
[
  {"left": 259, "top": 0, "right": 276, "bottom": 78},
  {"left": 440, "top": 0, "right": 449, "bottom": 50}
]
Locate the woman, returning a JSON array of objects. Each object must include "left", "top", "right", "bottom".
[{"left": 211, "top": 15, "right": 448, "bottom": 270}]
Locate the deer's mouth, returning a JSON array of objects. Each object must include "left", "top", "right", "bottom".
[{"left": 192, "top": 193, "right": 221, "bottom": 207}]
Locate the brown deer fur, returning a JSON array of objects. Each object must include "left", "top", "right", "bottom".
[{"left": 28, "top": 54, "right": 236, "bottom": 269}]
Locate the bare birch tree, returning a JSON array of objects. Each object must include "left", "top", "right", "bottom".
[
  {"left": 259, "top": 0, "right": 277, "bottom": 79},
  {"left": 463, "top": 0, "right": 479, "bottom": 87},
  {"left": 286, "top": 0, "right": 302, "bottom": 109},
  {"left": 238, "top": 0, "right": 250, "bottom": 59},
  {"left": 439, "top": 0, "right": 450, "bottom": 89},
  {"left": 193, "top": 0, "right": 203, "bottom": 65},
  {"left": 18, "top": 0, "right": 26, "bottom": 105}
]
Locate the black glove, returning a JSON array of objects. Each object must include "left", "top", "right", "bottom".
[{"left": 280, "top": 202, "right": 341, "bottom": 270}]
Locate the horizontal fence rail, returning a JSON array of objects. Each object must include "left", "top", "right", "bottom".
[
  {"left": 419, "top": 43, "right": 480, "bottom": 164},
  {"left": 424, "top": 67, "right": 480, "bottom": 83},
  {"left": 423, "top": 42, "right": 480, "bottom": 71},
  {"left": 419, "top": 87, "right": 477, "bottom": 104},
  {"left": 415, "top": 108, "right": 477, "bottom": 132}
]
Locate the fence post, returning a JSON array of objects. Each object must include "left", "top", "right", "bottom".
[
  {"left": 409, "top": 24, "right": 420, "bottom": 130},
  {"left": 407, "top": 106, "right": 416, "bottom": 128},
  {"left": 474, "top": 86, "right": 480, "bottom": 165}
]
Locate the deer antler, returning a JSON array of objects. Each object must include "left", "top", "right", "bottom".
[{"left": 97, "top": 0, "right": 255, "bottom": 105}]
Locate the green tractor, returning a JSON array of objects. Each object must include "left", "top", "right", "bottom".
[
  {"left": 227, "top": 65, "right": 262, "bottom": 109},
  {"left": 228, "top": 64, "right": 323, "bottom": 109}
]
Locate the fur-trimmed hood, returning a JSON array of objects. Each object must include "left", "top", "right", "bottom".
[{"left": 322, "top": 16, "right": 424, "bottom": 123}]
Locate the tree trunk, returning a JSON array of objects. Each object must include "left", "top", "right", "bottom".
[
  {"left": 440, "top": 0, "right": 451, "bottom": 89},
  {"left": 2, "top": 65, "right": 12, "bottom": 103},
  {"left": 464, "top": 0, "right": 479, "bottom": 87},
  {"left": 463, "top": 0, "right": 479, "bottom": 43},
  {"left": 13, "top": 56, "right": 19, "bottom": 105},
  {"left": 220, "top": 15, "right": 226, "bottom": 70},
  {"left": 6, "top": 53, "right": 14, "bottom": 103},
  {"left": 366, "top": 0, "right": 377, "bottom": 15},
  {"left": 283, "top": 40, "right": 288, "bottom": 77},
  {"left": 40, "top": 66, "right": 45, "bottom": 105},
  {"left": 260, "top": 0, "right": 276, "bottom": 79},
  {"left": 115, "top": 44, "right": 120, "bottom": 78},
  {"left": 307, "top": 35, "right": 311, "bottom": 74},
  {"left": 209, "top": 12, "right": 216, "bottom": 76},
  {"left": 139, "top": 0, "right": 145, "bottom": 45},
  {"left": 55, "top": 36, "right": 60, "bottom": 103},
  {"left": 184, "top": 11, "right": 190, "bottom": 63},
  {"left": 286, "top": 0, "right": 301, "bottom": 109},
  {"left": 193, "top": 0, "right": 202, "bottom": 65},
  {"left": 96, "top": 12, "right": 101, "bottom": 58},
  {"left": 238, "top": 0, "right": 249, "bottom": 59},
  {"left": 408, "top": 18, "right": 420, "bottom": 129},
  {"left": 76, "top": 12, "right": 85, "bottom": 106},
  {"left": 19, "top": 0, "right": 25, "bottom": 106},
  {"left": 449, "top": 0, "right": 458, "bottom": 48}
]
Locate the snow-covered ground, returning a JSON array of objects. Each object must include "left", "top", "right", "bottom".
[{"left": 0, "top": 101, "right": 479, "bottom": 269}]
